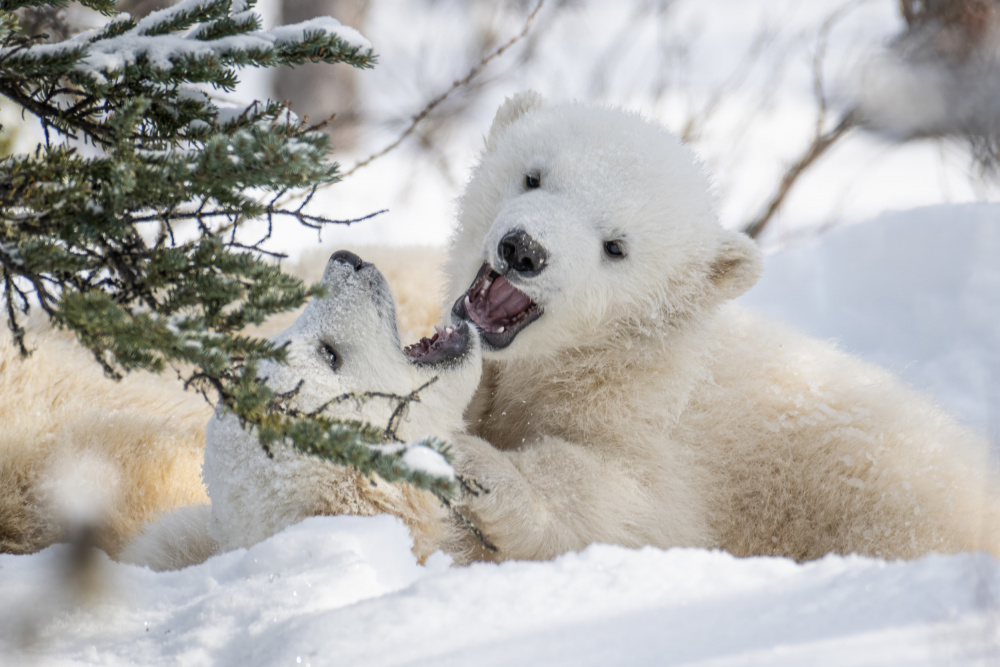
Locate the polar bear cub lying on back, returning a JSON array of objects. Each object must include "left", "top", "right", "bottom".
[
  {"left": 204, "top": 250, "right": 485, "bottom": 562},
  {"left": 125, "top": 251, "right": 484, "bottom": 569}
]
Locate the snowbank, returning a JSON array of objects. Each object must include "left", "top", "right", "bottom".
[
  {"left": 740, "top": 203, "right": 999, "bottom": 444},
  {"left": 2, "top": 515, "right": 998, "bottom": 666}
]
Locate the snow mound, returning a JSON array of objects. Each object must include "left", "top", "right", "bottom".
[
  {"left": 741, "top": 203, "right": 1000, "bottom": 443},
  {"left": 0, "top": 516, "right": 450, "bottom": 665}
]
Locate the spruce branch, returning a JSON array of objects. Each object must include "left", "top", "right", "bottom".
[{"left": 0, "top": 0, "right": 457, "bottom": 503}]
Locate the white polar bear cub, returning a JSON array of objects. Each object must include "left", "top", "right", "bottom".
[
  {"left": 444, "top": 91, "right": 1000, "bottom": 562},
  {"left": 205, "top": 251, "right": 483, "bottom": 562},
  {"left": 124, "top": 251, "right": 482, "bottom": 569}
]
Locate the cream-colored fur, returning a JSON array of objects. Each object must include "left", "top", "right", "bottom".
[
  {"left": 2, "top": 246, "right": 447, "bottom": 562},
  {"left": 181, "top": 250, "right": 477, "bottom": 568},
  {"left": 686, "top": 307, "right": 999, "bottom": 560},
  {"left": 444, "top": 92, "right": 1000, "bottom": 562},
  {"left": 0, "top": 318, "right": 209, "bottom": 558}
]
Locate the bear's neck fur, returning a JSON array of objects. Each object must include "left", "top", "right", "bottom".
[{"left": 466, "top": 309, "right": 717, "bottom": 452}]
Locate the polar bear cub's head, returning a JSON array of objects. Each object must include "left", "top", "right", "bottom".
[
  {"left": 203, "top": 251, "right": 481, "bottom": 552},
  {"left": 260, "top": 250, "right": 481, "bottom": 438},
  {"left": 447, "top": 92, "right": 762, "bottom": 358}
]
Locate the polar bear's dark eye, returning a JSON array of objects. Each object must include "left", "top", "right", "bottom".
[
  {"left": 524, "top": 173, "right": 541, "bottom": 190},
  {"left": 319, "top": 342, "right": 341, "bottom": 371},
  {"left": 603, "top": 240, "right": 626, "bottom": 259}
]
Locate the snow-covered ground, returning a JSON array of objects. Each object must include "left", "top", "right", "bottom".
[
  {"left": 2, "top": 206, "right": 998, "bottom": 666},
  {"left": 4, "top": 514, "right": 1000, "bottom": 667}
]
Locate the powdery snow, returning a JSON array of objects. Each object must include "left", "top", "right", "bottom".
[
  {"left": 400, "top": 444, "right": 455, "bottom": 480},
  {"left": 2, "top": 515, "right": 998, "bottom": 666},
  {"left": 1, "top": 207, "right": 998, "bottom": 665},
  {"left": 267, "top": 17, "right": 370, "bottom": 52}
]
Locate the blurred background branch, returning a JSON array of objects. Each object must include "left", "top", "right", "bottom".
[
  {"left": 8, "top": 0, "right": 997, "bottom": 249},
  {"left": 212, "top": 0, "right": 996, "bottom": 250}
]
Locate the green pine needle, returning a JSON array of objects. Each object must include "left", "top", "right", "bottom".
[{"left": 0, "top": 0, "right": 455, "bottom": 501}]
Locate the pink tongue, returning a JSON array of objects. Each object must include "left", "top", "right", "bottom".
[
  {"left": 485, "top": 275, "right": 532, "bottom": 320},
  {"left": 466, "top": 274, "right": 532, "bottom": 330}
]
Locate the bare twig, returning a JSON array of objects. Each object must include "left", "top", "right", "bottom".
[
  {"left": 742, "top": 1, "right": 867, "bottom": 241},
  {"left": 811, "top": 0, "right": 867, "bottom": 136},
  {"left": 2, "top": 266, "right": 29, "bottom": 357},
  {"left": 340, "top": 0, "right": 545, "bottom": 179},
  {"left": 678, "top": 24, "right": 775, "bottom": 143},
  {"left": 743, "top": 109, "right": 858, "bottom": 240},
  {"left": 305, "top": 111, "right": 338, "bottom": 134},
  {"left": 443, "top": 497, "right": 498, "bottom": 553}
]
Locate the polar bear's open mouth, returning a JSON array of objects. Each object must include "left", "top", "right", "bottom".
[
  {"left": 404, "top": 320, "right": 472, "bottom": 365},
  {"left": 452, "top": 263, "right": 542, "bottom": 349}
]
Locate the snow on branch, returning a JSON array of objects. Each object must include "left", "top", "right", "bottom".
[{"left": 1, "top": 3, "right": 373, "bottom": 89}]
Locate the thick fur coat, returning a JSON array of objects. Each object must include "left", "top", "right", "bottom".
[
  {"left": 199, "top": 251, "right": 480, "bottom": 566},
  {"left": 0, "top": 318, "right": 209, "bottom": 558},
  {"left": 444, "top": 92, "right": 1000, "bottom": 562}
]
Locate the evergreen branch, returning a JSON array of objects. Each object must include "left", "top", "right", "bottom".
[
  {"left": 0, "top": 79, "right": 111, "bottom": 147},
  {"left": 1, "top": 0, "right": 65, "bottom": 12},
  {"left": 87, "top": 14, "right": 135, "bottom": 41},
  {"left": 0, "top": 0, "right": 458, "bottom": 503},
  {"left": 77, "top": 0, "right": 116, "bottom": 15},
  {"left": 135, "top": 0, "right": 227, "bottom": 37},
  {"left": 193, "top": 12, "right": 261, "bottom": 42},
  {"left": 2, "top": 265, "right": 29, "bottom": 357},
  {"left": 127, "top": 206, "right": 386, "bottom": 241}
]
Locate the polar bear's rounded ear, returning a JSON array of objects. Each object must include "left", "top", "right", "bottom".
[
  {"left": 484, "top": 91, "right": 545, "bottom": 153},
  {"left": 708, "top": 230, "right": 763, "bottom": 300}
]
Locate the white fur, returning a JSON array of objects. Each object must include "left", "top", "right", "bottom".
[
  {"left": 4, "top": 247, "right": 464, "bottom": 569},
  {"left": 202, "top": 255, "right": 482, "bottom": 564},
  {"left": 444, "top": 92, "right": 1000, "bottom": 562}
]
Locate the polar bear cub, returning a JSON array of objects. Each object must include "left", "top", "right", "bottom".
[
  {"left": 444, "top": 91, "right": 1000, "bottom": 562},
  {"left": 124, "top": 251, "right": 482, "bottom": 568},
  {"left": 205, "top": 250, "right": 482, "bottom": 561}
]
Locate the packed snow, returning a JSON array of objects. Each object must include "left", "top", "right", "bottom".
[
  {"left": 4, "top": 514, "right": 1000, "bottom": 667},
  {"left": 2, "top": 206, "right": 998, "bottom": 666}
]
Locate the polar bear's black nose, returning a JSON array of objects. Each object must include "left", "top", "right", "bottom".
[
  {"left": 498, "top": 230, "right": 548, "bottom": 276},
  {"left": 330, "top": 250, "right": 364, "bottom": 271}
]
